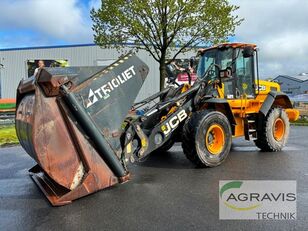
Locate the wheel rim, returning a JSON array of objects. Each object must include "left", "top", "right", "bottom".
[
  {"left": 273, "top": 118, "right": 285, "bottom": 141},
  {"left": 205, "top": 124, "right": 225, "bottom": 155}
]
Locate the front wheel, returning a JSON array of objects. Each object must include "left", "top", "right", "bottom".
[
  {"left": 182, "top": 110, "right": 232, "bottom": 167},
  {"left": 254, "top": 108, "right": 290, "bottom": 151}
]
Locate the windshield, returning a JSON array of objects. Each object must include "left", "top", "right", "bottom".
[{"left": 197, "top": 48, "right": 233, "bottom": 81}]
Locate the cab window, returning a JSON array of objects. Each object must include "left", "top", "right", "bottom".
[
  {"left": 197, "top": 50, "right": 216, "bottom": 81},
  {"left": 235, "top": 48, "right": 254, "bottom": 97}
]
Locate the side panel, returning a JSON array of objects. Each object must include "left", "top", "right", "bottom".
[
  {"left": 233, "top": 117, "right": 245, "bottom": 137},
  {"left": 16, "top": 88, "right": 83, "bottom": 189}
]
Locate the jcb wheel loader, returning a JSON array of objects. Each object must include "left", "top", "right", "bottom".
[{"left": 15, "top": 43, "right": 299, "bottom": 206}]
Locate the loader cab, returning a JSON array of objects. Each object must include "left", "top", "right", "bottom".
[{"left": 197, "top": 43, "right": 258, "bottom": 99}]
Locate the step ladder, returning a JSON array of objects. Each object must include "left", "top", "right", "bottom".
[{"left": 244, "top": 114, "right": 257, "bottom": 141}]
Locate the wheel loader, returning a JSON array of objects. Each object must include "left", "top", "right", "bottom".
[{"left": 15, "top": 43, "right": 299, "bottom": 206}]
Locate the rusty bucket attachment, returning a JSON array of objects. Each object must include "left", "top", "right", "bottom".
[{"left": 15, "top": 53, "right": 149, "bottom": 206}]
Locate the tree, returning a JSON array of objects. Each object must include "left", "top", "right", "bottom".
[{"left": 91, "top": 0, "right": 242, "bottom": 90}]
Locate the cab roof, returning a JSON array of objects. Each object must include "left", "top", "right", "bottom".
[{"left": 198, "top": 42, "right": 257, "bottom": 53}]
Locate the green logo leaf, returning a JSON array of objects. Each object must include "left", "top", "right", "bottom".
[
  {"left": 220, "top": 181, "right": 243, "bottom": 198},
  {"left": 220, "top": 181, "right": 261, "bottom": 211}
]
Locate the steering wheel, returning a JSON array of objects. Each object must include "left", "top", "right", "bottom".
[
  {"left": 167, "top": 76, "right": 180, "bottom": 86},
  {"left": 207, "top": 69, "right": 216, "bottom": 79}
]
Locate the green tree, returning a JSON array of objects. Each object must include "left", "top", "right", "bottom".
[{"left": 91, "top": 0, "right": 242, "bottom": 90}]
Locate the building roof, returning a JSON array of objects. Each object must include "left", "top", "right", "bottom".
[
  {"left": 0, "top": 42, "right": 207, "bottom": 52},
  {"left": 295, "top": 73, "right": 308, "bottom": 81},
  {"left": 0, "top": 43, "right": 97, "bottom": 52},
  {"left": 198, "top": 42, "right": 257, "bottom": 53},
  {"left": 274, "top": 74, "right": 308, "bottom": 82},
  {"left": 0, "top": 42, "right": 154, "bottom": 52}
]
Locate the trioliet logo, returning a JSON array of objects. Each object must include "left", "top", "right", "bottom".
[{"left": 86, "top": 65, "right": 136, "bottom": 108}]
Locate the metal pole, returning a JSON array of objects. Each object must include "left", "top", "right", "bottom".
[{"left": 0, "top": 61, "right": 4, "bottom": 98}]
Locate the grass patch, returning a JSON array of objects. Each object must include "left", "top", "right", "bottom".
[
  {"left": 0, "top": 125, "right": 19, "bottom": 146},
  {"left": 291, "top": 123, "right": 308, "bottom": 126},
  {"left": 291, "top": 118, "right": 308, "bottom": 126}
]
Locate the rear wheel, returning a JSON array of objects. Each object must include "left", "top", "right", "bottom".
[
  {"left": 254, "top": 108, "right": 290, "bottom": 151},
  {"left": 182, "top": 110, "right": 232, "bottom": 167}
]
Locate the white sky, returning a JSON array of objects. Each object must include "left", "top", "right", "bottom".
[
  {"left": 0, "top": 0, "right": 307, "bottom": 78},
  {"left": 231, "top": 0, "right": 308, "bottom": 78}
]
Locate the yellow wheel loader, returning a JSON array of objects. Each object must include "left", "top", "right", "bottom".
[{"left": 15, "top": 43, "right": 299, "bottom": 206}]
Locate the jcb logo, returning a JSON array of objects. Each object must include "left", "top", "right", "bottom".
[
  {"left": 161, "top": 110, "right": 187, "bottom": 135},
  {"left": 257, "top": 85, "right": 266, "bottom": 91}
]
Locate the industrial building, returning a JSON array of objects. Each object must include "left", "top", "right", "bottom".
[
  {"left": 0, "top": 44, "right": 194, "bottom": 101},
  {"left": 2, "top": 43, "right": 307, "bottom": 100},
  {"left": 274, "top": 73, "right": 308, "bottom": 95}
]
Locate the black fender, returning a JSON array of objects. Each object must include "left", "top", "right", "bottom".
[
  {"left": 259, "top": 91, "right": 293, "bottom": 116},
  {"left": 202, "top": 98, "right": 236, "bottom": 135}
]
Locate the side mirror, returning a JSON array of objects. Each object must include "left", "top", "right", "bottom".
[
  {"left": 219, "top": 67, "right": 232, "bottom": 79},
  {"left": 189, "top": 57, "right": 195, "bottom": 68},
  {"left": 165, "top": 64, "right": 177, "bottom": 81},
  {"left": 242, "top": 46, "right": 254, "bottom": 58},
  {"left": 189, "top": 57, "right": 195, "bottom": 67}
]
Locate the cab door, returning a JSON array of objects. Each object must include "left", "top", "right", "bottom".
[{"left": 234, "top": 48, "right": 255, "bottom": 99}]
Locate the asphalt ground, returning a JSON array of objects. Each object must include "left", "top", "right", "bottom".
[{"left": 0, "top": 126, "right": 307, "bottom": 231}]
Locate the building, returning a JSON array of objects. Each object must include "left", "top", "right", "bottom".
[
  {"left": 0, "top": 44, "right": 194, "bottom": 101},
  {"left": 274, "top": 73, "right": 308, "bottom": 95}
]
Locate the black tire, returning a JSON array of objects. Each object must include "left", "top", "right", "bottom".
[
  {"left": 254, "top": 108, "right": 290, "bottom": 151},
  {"left": 156, "top": 138, "right": 175, "bottom": 153},
  {"left": 182, "top": 110, "right": 232, "bottom": 167}
]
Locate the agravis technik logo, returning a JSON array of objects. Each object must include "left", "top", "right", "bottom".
[{"left": 219, "top": 180, "right": 297, "bottom": 220}]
